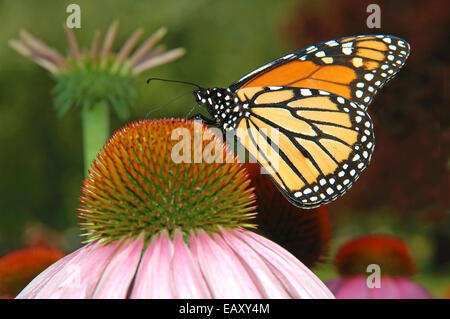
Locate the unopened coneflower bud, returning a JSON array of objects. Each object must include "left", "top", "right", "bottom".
[
  {"left": 9, "top": 22, "right": 185, "bottom": 171},
  {"left": 9, "top": 22, "right": 184, "bottom": 119}
]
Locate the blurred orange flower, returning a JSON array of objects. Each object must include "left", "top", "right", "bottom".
[{"left": 0, "top": 246, "right": 65, "bottom": 297}]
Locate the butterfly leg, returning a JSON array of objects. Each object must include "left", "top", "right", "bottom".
[{"left": 189, "top": 114, "right": 217, "bottom": 126}]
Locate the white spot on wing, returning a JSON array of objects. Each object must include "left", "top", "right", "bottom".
[
  {"left": 300, "top": 89, "right": 312, "bottom": 96},
  {"left": 342, "top": 47, "right": 352, "bottom": 55},
  {"left": 325, "top": 40, "right": 339, "bottom": 47},
  {"left": 315, "top": 51, "right": 326, "bottom": 57},
  {"left": 283, "top": 53, "right": 295, "bottom": 60}
]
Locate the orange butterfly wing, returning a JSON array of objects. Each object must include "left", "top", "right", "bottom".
[{"left": 230, "top": 35, "right": 410, "bottom": 109}]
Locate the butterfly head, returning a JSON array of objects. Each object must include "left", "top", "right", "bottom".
[{"left": 193, "top": 87, "right": 242, "bottom": 129}]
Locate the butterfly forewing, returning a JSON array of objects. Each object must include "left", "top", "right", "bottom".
[
  {"left": 234, "top": 86, "right": 375, "bottom": 208},
  {"left": 229, "top": 35, "right": 410, "bottom": 110}
]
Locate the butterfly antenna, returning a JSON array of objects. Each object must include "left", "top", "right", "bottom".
[
  {"left": 145, "top": 89, "right": 194, "bottom": 118},
  {"left": 147, "top": 77, "right": 202, "bottom": 90}
]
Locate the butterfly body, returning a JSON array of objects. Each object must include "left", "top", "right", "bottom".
[{"left": 192, "top": 35, "right": 410, "bottom": 208}]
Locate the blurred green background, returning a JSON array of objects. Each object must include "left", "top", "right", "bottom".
[{"left": 0, "top": 0, "right": 448, "bottom": 296}]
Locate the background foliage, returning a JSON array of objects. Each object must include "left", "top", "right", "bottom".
[{"left": 0, "top": 0, "right": 448, "bottom": 295}]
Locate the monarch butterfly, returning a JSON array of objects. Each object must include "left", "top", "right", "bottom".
[{"left": 191, "top": 35, "right": 410, "bottom": 208}]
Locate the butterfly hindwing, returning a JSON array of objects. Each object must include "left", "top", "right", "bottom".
[
  {"left": 229, "top": 35, "right": 410, "bottom": 110},
  {"left": 234, "top": 86, "right": 375, "bottom": 208}
]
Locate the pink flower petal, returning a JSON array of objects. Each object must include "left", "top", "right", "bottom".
[
  {"left": 328, "top": 276, "right": 434, "bottom": 299},
  {"left": 130, "top": 231, "right": 174, "bottom": 298},
  {"left": 18, "top": 227, "right": 337, "bottom": 299},
  {"left": 329, "top": 276, "right": 370, "bottom": 299},
  {"left": 170, "top": 229, "right": 211, "bottom": 298},
  {"left": 221, "top": 230, "right": 290, "bottom": 298},
  {"left": 232, "top": 228, "right": 334, "bottom": 298},
  {"left": 189, "top": 229, "right": 264, "bottom": 298},
  {"left": 92, "top": 238, "right": 144, "bottom": 298},
  {"left": 370, "top": 277, "right": 401, "bottom": 299},
  {"left": 325, "top": 278, "right": 345, "bottom": 293},
  {"left": 54, "top": 241, "right": 121, "bottom": 298},
  {"left": 392, "top": 277, "right": 433, "bottom": 299},
  {"left": 394, "top": 277, "right": 433, "bottom": 299},
  {"left": 16, "top": 243, "right": 89, "bottom": 299}
]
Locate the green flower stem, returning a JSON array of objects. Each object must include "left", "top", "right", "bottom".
[{"left": 81, "top": 102, "right": 109, "bottom": 175}]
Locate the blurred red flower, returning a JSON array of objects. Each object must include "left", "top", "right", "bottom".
[
  {"left": 334, "top": 235, "right": 415, "bottom": 277},
  {"left": 0, "top": 246, "right": 65, "bottom": 297},
  {"left": 327, "top": 235, "right": 433, "bottom": 298}
]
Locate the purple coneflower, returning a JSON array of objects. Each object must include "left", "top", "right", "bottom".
[
  {"left": 326, "top": 235, "right": 433, "bottom": 299},
  {"left": 17, "top": 119, "right": 333, "bottom": 299}
]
